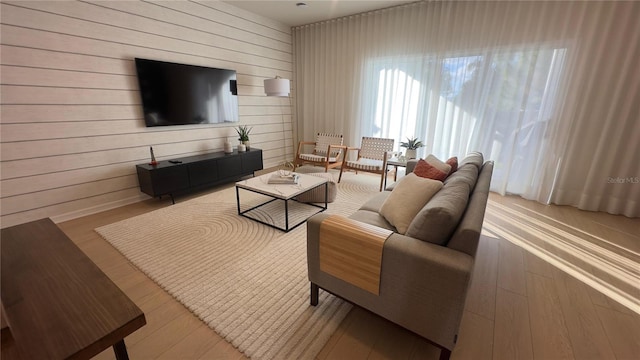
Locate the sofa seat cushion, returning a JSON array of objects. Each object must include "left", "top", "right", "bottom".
[
  {"left": 379, "top": 173, "right": 443, "bottom": 234},
  {"left": 359, "top": 191, "right": 390, "bottom": 212},
  {"left": 349, "top": 210, "right": 396, "bottom": 231},
  {"left": 406, "top": 180, "right": 471, "bottom": 245}
]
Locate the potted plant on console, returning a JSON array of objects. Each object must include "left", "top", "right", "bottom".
[
  {"left": 400, "top": 137, "right": 424, "bottom": 159},
  {"left": 236, "top": 125, "right": 252, "bottom": 152}
]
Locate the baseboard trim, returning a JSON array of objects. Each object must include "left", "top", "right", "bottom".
[{"left": 51, "top": 194, "right": 150, "bottom": 224}]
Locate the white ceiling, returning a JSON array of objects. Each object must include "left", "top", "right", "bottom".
[{"left": 224, "top": 0, "right": 418, "bottom": 27}]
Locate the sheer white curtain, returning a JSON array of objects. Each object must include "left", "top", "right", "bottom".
[
  {"left": 292, "top": 1, "right": 639, "bottom": 217},
  {"left": 359, "top": 46, "right": 569, "bottom": 198}
]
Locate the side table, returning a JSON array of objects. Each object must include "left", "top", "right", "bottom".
[{"left": 385, "top": 157, "right": 408, "bottom": 188}]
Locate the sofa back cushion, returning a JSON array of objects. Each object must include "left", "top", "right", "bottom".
[
  {"left": 405, "top": 179, "right": 471, "bottom": 245},
  {"left": 444, "top": 163, "right": 479, "bottom": 193},
  {"left": 460, "top": 151, "right": 484, "bottom": 168},
  {"left": 379, "top": 173, "right": 443, "bottom": 234},
  {"left": 447, "top": 161, "right": 494, "bottom": 256}
]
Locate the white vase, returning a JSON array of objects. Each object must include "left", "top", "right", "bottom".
[
  {"left": 224, "top": 139, "right": 233, "bottom": 154},
  {"left": 238, "top": 143, "right": 246, "bottom": 152},
  {"left": 406, "top": 149, "right": 417, "bottom": 159}
]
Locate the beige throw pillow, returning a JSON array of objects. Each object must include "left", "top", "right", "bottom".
[
  {"left": 379, "top": 173, "right": 443, "bottom": 234},
  {"left": 425, "top": 154, "right": 452, "bottom": 175}
]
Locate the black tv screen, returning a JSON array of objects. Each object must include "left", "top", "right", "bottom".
[{"left": 135, "top": 58, "right": 239, "bottom": 127}]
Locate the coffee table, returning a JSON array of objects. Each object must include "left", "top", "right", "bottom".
[{"left": 236, "top": 172, "right": 329, "bottom": 232}]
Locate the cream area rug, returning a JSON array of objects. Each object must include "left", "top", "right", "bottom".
[{"left": 95, "top": 169, "right": 382, "bottom": 359}]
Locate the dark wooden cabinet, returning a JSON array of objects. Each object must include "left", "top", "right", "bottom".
[
  {"left": 217, "top": 155, "right": 243, "bottom": 180},
  {"left": 188, "top": 159, "right": 219, "bottom": 187},
  {"left": 136, "top": 148, "right": 263, "bottom": 202},
  {"left": 242, "top": 149, "right": 263, "bottom": 174}
]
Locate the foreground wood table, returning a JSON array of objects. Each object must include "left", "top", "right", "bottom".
[{"left": 1, "top": 218, "right": 146, "bottom": 359}]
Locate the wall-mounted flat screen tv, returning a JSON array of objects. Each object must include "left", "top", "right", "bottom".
[{"left": 135, "top": 58, "right": 239, "bottom": 127}]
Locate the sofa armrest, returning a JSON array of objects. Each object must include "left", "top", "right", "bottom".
[
  {"left": 307, "top": 214, "right": 473, "bottom": 290},
  {"left": 307, "top": 213, "right": 474, "bottom": 350}
]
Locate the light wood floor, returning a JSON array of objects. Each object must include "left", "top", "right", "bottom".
[{"left": 55, "top": 179, "right": 640, "bottom": 360}]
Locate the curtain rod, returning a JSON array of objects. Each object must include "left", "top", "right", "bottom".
[{"left": 292, "top": 0, "right": 425, "bottom": 30}]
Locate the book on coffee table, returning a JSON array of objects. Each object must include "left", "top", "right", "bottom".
[{"left": 268, "top": 173, "right": 300, "bottom": 184}]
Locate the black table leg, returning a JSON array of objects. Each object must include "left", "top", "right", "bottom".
[
  {"left": 324, "top": 182, "right": 328, "bottom": 210},
  {"left": 310, "top": 283, "right": 319, "bottom": 306},
  {"left": 113, "top": 339, "right": 129, "bottom": 360},
  {"left": 285, "top": 199, "right": 289, "bottom": 231},
  {"left": 236, "top": 186, "right": 241, "bottom": 214}
]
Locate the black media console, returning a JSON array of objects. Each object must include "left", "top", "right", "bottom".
[{"left": 136, "top": 148, "right": 263, "bottom": 204}]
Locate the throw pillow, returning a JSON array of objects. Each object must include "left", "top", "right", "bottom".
[
  {"left": 379, "top": 173, "right": 443, "bottom": 234},
  {"left": 446, "top": 156, "right": 458, "bottom": 174},
  {"left": 425, "top": 154, "right": 452, "bottom": 174},
  {"left": 413, "top": 159, "right": 449, "bottom": 181}
]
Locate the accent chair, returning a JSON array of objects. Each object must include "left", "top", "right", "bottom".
[
  {"left": 338, "top": 137, "right": 395, "bottom": 191},
  {"left": 293, "top": 133, "right": 346, "bottom": 172}
]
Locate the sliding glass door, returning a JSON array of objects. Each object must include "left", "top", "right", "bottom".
[{"left": 362, "top": 46, "right": 567, "bottom": 196}]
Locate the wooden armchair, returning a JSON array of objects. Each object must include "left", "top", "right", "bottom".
[
  {"left": 338, "top": 137, "right": 395, "bottom": 191},
  {"left": 293, "top": 133, "right": 346, "bottom": 172}
]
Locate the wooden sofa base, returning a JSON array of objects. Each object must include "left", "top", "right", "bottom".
[{"left": 309, "top": 282, "right": 452, "bottom": 360}]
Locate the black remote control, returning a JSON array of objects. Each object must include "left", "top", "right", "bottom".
[{"left": 168, "top": 160, "right": 182, "bottom": 164}]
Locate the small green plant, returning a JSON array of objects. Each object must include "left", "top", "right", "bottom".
[
  {"left": 400, "top": 137, "right": 424, "bottom": 150},
  {"left": 235, "top": 125, "right": 252, "bottom": 142}
]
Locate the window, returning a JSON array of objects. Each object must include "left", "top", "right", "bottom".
[{"left": 363, "top": 47, "right": 567, "bottom": 196}]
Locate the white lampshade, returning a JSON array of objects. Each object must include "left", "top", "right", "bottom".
[{"left": 264, "top": 77, "right": 290, "bottom": 97}]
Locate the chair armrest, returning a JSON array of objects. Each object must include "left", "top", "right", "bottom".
[
  {"left": 327, "top": 145, "right": 348, "bottom": 160},
  {"left": 296, "top": 141, "right": 317, "bottom": 155},
  {"left": 344, "top": 147, "right": 361, "bottom": 161},
  {"left": 328, "top": 145, "right": 347, "bottom": 150}
]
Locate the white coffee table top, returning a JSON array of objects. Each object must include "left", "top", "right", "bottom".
[{"left": 236, "top": 171, "right": 328, "bottom": 200}]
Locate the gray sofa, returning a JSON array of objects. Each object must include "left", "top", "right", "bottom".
[{"left": 307, "top": 152, "right": 493, "bottom": 359}]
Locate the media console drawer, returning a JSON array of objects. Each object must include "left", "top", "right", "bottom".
[{"left": 136, "top": 148, "right": 263, "bottom": 203}]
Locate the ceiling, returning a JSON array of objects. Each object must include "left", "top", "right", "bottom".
[{"left": 224, "top": 0, "right": 418, "bottom": 27}]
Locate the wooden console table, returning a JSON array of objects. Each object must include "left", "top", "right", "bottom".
[
  {"left": 136, "top": 148, "right": 263, "bottom": 204},
  {"left": 1, "top": 218, "right": 146, "bottom": 359}
]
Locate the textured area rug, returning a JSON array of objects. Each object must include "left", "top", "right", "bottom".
[{"left": 95, "top": 169, "right": 381, "bottom": 359}]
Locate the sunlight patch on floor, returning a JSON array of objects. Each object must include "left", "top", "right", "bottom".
[
  {"left": 511, "top": 202, "right": 640, "bottom": 257},
  {"left": 484, "top": 200, "right": 640, "bottom": 315}
]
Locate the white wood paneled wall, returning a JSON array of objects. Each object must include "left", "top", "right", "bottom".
[{"left": 0, "top": 0, "right": 293, "bottom": 228}]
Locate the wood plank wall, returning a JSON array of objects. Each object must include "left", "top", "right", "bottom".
[{"left": 0, "top": 0, "right": 293, "bottom": 228}]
